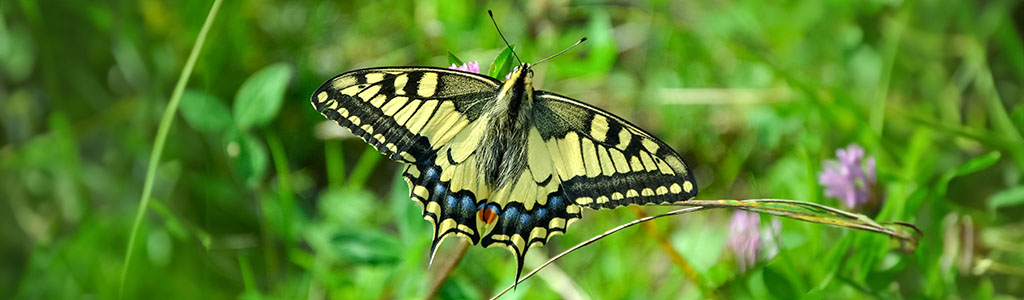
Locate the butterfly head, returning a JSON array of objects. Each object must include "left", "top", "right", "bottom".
[
  {"left": 498, "top": 63, "right": 534, "bottom": 105},
  {"left": 491, "top": 62, "right": 534, "bottom": 136},
  {"left": 508, "top": 63, "right": 534, "bottom": 80}
]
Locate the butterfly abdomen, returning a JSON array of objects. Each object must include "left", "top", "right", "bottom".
[{"left": 477, "top": 115, "right": 531, "bottom": 189}]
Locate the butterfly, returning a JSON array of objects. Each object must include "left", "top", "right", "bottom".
[{"left": 311, "top": 44, "right": 697, "bottom": 284}]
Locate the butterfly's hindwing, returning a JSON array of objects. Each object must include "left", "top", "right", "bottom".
[
  {"left": 411, "top": 119, "right": 492, "bottom": 246},
  {"left": 532, "top": 91, "right": 698, "bottom": 209}
]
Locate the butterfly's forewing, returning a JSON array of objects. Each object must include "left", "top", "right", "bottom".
[
  {"left": 312, "top": 67, "right": 502, "bottom": 256},
  {"left": 312, "top": 67, "right": 499, "bottom": 162},
  {"left": 531, "top": 91, "right": 698, "bottom": 208}
]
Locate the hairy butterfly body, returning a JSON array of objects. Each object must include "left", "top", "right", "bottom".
[{"left": 311, "top": 62, "right": 698, "bottom": 283}]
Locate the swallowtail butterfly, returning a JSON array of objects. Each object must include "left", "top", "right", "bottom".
[{"left": 311, "top": 22, "right": 697, "bottom": 284}]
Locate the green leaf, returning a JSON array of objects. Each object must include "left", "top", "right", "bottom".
[
  {"left": 936, "top": 151, "right": 1001, "bottom": 197},
  {"left": 225, "top": 131, "right": 268, "bottom": 188},
  {"left": 179, "top": 90, "right": 232, "bottom": 132},
  {"left": 233, "top": 63, "right": 292, "bottom": 130},
  {"left": 489, "top": 45, "right": 515, "bottom": 79},
  {"left": 987, "top": 185, "right": 1024, "bottom": 213},
  {"left": 447, "top": 51, "right": 464, "bottom": 66},
  {"left": 763, "top": 266, "right": 798, "bottom": 299}
]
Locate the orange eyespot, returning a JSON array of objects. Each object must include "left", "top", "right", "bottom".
[{"left": 478, "top": 206, "right": 499, "bottom": 225}]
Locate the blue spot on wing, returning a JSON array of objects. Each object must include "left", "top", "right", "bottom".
[
  {"left": 402, "top": 155, "right": 484, "bottom": 246},
  {"left": 480, "top": 186, "right": 582, "bottom": 249}
]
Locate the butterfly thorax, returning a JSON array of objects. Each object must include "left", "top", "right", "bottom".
[{"left": 477, "top": 63, "right": 535, "bottom": 189}]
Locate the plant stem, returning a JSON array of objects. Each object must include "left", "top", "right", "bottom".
[
  {"left": 119, "top": 0, "right": 223, "bottom": 297},
  {"left": 490, "top": 207, "right": 710, "bottom": 299},
  {"left": 490, "top": 198, "right": 920, "bottom": 299},
  {"left": 425, "top": 240, "right": 471, "bottom": 299}
]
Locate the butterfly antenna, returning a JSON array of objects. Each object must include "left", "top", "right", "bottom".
[
  {"left": 533, "top": 37, "right": 587, "bottom": 66},
  {"left": 488, "top": 10, "right": 522, "bottom": 64}
]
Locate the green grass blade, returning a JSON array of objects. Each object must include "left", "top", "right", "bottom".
[{"left": 119, "top": 0, "right": 223, "bottom": 297}]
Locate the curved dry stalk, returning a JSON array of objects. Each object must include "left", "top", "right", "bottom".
[
  {"left": 489, "top": 206, "right": 709, "bottom": 300},
  {"left": 679, "top": 199, "right": 921, "bottom": 247},
  {"left": 488, "top": 198, "right": 921, "bottom": 299}
]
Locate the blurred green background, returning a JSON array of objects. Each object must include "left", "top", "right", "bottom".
[{"left": 2, "top": 0, "right": 1023, "bottom": 299}]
